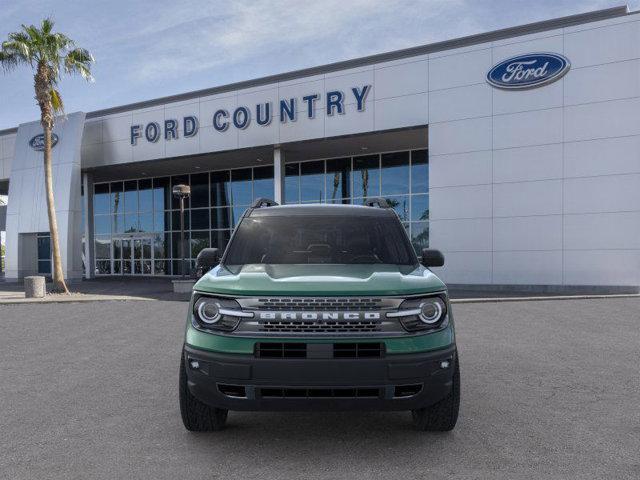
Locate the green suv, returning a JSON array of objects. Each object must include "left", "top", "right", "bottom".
[{"left": 179, "top": 198, "right": 459, "bottom": 431}]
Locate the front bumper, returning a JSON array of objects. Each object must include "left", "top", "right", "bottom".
[{"left": 183, "top": 343, "right": 457, "bottom": 411}]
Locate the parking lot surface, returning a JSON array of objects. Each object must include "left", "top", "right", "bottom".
[{"left": 1, "top": 297, "right": 639, "bottom": 479}]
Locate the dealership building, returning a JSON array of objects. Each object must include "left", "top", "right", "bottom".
[{"left": 0, "top": 5, "right": 639, "bottom": 291}]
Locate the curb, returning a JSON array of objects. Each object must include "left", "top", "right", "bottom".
[{"left": 0, "top": 295, "right": 153, "bottom": 305}]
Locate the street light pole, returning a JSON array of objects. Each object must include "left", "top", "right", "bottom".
[{"left": 172, "top": 184, "right": 191, "bottom": 278}]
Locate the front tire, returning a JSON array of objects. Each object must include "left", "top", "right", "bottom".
[
  {"left": 179, "top": 354, "right": 228, "bottom": 431},
  {"left": 412, "top": 356, "right": 460, "bottom": 431}
]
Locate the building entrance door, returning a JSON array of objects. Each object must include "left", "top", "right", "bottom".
[{"left": 112, "top": 235, "right": 154, "bottom": 275}]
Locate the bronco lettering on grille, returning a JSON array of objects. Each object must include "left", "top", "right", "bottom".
[{"left": 258, "top": 312, "right": 381, "bottom": 321}]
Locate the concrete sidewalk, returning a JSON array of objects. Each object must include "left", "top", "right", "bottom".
[{"left": 0, "top": 277, "right": 190, "bottom": 303}]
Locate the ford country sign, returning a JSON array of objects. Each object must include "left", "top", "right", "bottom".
[
  {"left": 487, "top": 53, "right": 570, "bottom": 90},
  {"left": 29, "top": 133, "right": 59, "bottom": 151}
]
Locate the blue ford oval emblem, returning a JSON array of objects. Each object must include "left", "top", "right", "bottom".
[
  {"left": 487, "top": 53, "right": 570, "bottom": 90},
  {"left": 29, "top": 133, "right": 59, "bottom": 151}
]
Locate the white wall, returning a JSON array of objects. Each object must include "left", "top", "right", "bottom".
[
  {"left": 4, "top": 113, "right": 85, "bottom": 280},
  {"left": 428, "top": 16, "right": 640, "bottom": 287},
  {"left": 0, "top": 133, "right": 16, "bottom": 180}
]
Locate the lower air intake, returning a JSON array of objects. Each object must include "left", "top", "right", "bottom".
[{"left": 260, "top": 387, "right": 381, "bottom": 398}]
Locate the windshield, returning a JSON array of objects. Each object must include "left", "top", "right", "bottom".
[{"left": 223, "top": 214, "right": 418, "bottom": 267}]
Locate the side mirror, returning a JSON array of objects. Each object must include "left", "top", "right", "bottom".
[
  {"left": 421, "top": 248, "right": 444, "bottom": 267},
  {"left": 196, "top": 248, "right": 220, "bottom": 277}
]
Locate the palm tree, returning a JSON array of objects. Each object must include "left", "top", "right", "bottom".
[{"left": 0, "top": 18, "right": 93, "bottom": 293}]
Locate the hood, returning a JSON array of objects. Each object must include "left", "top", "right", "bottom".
[{"left": 194, "top": 264, "right": 446, "bottom": 296}]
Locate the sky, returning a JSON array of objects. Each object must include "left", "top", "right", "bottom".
[{"left": 0, "top": 0, "right": 638, "bottom": 130}]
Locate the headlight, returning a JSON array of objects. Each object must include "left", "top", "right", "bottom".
[
  {"left": 196, "top": 298, "right": 221, "bottom": 324},
  {"left": 418, "top": 298, "right": 445, "bottom": 324},
  {"left": 386, "top": 294, "right": 448, "bottom": 331},
  {"left": 192, "top": 295, "right": 253, "bottom": 331}
]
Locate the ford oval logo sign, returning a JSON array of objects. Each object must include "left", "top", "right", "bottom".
[
  {"left": 29, "top": 133, "right": 59, "bottom": 151},
  {"left": 487, "top": 53, "right": 570, "bottom": 90}
]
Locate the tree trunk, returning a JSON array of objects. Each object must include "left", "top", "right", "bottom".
[
  {"left": 43, "top": 123, "right": 69, "bottom": 293},
  {"left": 35, "top": 65, "right": 69, "bottom": 294}
]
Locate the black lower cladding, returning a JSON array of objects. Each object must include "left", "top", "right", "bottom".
[{"left": 183, "top": 343, "right": 457, "bottom": 411}]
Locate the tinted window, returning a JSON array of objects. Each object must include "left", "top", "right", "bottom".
[{"left": 224, "top": 215, "right": 417, "bottom": 266}]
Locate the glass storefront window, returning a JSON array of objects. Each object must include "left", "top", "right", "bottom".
[
  {"left": 94, "top": 183, "right": 110, "bottom": 215},
  {"left": 353, "top": 155, "right": 380, "bottom": 199},
  {"left": 411, "top": 149, "right": 428, "bottom": 193},
  {"left": 111, "top": 182, "right": 123, "bottom": 215},
  {"left": 124, "top": 213, "right": 138, "bottom": 233},
  {"left": 284, "top": 163, "right": 299, "bottom": 204},
  {"left": 153, "top": 177, "right": 171, "bottom": 211},
  {"left": 326, "top": 158, "right": 350, "bottom": 202},
  {"left": 94, "top": 215, "right": 111, "bottom": 235},
  {"left": 300, "top": 160, "right": 324, "bottom": 203},
  {"left": 112, "top": 214, "right": 125, "bottom": 234},
  {"left": 92, "top": 149, "right": 428, "bottom": 274},
  {"left": 190, "top": 173, "right": 209, "bottom": 208},
  {"left": 253, "top": 166, "right": 274, "bottom": 200},
  {"left": 190, "top": 231, "right": 210, "bottom": 257},
  {"left": 190, "top": 209, "right": 210, "bottom": 230},
  {"left": 138, "top": 179, "right": 153, "bottom": 213},
  {"left": 124, "top": 180, "right": 138, "bottom": 213},
  {"left": 211, "top": 207, "right": 231, "bottom": 230},
  {"left": 139, "top": 213, "right": 153, "bottom": 232},
  {"left": 211, "top": 171, "right": 230, "bottom": 207},
  {"left": 231, "top": 168, "right": 252, "bottom": 206},
  {"left": 381, "top": 151, "right": 410, "bottom": 196},
  {"left": 171, "top": 210, "right": 190, "bottom": 231},
  {"left": 411, "top": 194, "right": 429, "bottom": 221}
]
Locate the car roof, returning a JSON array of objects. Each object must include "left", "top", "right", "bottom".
[{"left": 248, "top": 203, "right": 396, "bottom": 217}]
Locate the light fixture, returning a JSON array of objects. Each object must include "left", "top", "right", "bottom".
[
  {"left": 256, "top": 157, "right": 263, "bottom": 162},
  {"left": 194, "top": 166, "right": 201, "bottom": 169},
  {"left": 360, "top": 146, "right": 368, "bottom": 151}
]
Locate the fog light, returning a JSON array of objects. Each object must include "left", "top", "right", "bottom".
[
  {"left": 440, "top": 360, "right": 450, "bottom": 369},
  {"left": 189, "top": 360, "right": 200, "bottom": 370}
]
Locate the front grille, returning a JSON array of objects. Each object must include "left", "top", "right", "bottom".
[
  {"left": 333, "top": 343, "right": 385, "bottom": 358},
  {"left": 255, "top": 342, "right": 384, "bottom": 359},
  {"left": 259, "top": 319, "right": 381, "bottom": 333},
  {"left": 260, "top": 387, "right": 381, "bottom": 398},
  {"left": 253, "top": 297, "right": 384, "bottom": 311}
]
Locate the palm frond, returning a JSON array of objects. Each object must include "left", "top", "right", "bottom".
[
  {"left": 0, "top": 50, "right": 19, "bottom": 71},
  {"left": 50, "top": 87, "right": 64, "bottom": 113},
  {"left": 64, "top": 47, "right": 94, "bottom": 81},
  {"left": 41, "top": 17, "right": 54, "bottom": 35}
]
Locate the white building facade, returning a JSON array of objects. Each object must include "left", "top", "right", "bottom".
[{"left": 1, "top": 5, "right": 639, "bottom": 292}]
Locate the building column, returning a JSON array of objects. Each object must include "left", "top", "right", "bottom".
[
  {"left": 273, "top": 146, "right": 285, "bottom": 204},
  {"left": 82, "top": 172, "right": 94, "bottom": 279}
]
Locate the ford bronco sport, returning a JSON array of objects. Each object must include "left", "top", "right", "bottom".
[{"left": 179, "top": 198, "right": 459, "bottom": 431}]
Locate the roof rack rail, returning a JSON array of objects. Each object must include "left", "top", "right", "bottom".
[
  {"left": 251, "top": 198, "right": 279, "bottom": 208},
  {"left": 364, "top": 197, "right": 390, "bottom": 208}
]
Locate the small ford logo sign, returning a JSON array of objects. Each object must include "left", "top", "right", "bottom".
[
  {"left": 29, "top": 133, "right": 59, "bottom": 151},
  {"left": 487, "top": 53, "right": 570, "bottom": 90}
]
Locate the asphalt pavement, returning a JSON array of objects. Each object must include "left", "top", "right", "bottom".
[{"left": 1, "top": 297, "right": 639, "bottom": 479}]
